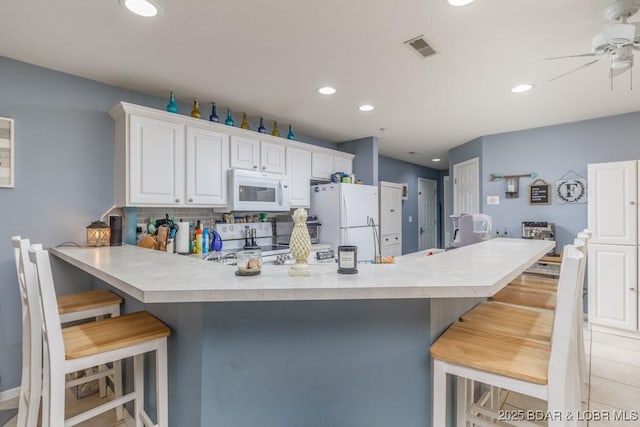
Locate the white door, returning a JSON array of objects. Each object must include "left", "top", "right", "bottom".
[
  {"left": 333, "top": 156, "right": 353, "bottom": 175},
  {"left": 443, "top": 176, "right": 451, "bottom": 247},
  {"left": 260, "top": 140, "right": 285, "bottom": 174},
  {"left": 453, "top": 157, "right": 479, "bottom": 215},
  {"left": 311, "top": 152, "right": 334, "bottom": 180},
  {"left": 380, "top": 182, "right": 402, "bottom": 236},
  {"left": 341, "top": 184, "right": 378, "bottom": 228},
  {"left": 286, "top": 147, "right": 311, "bottom": 208},
  {"left": 129, "top": 114, "right": 185, "bottom": 205},
  {"left": 185, "top": 126, "right": 228, "bottom": 205},
  {"left": 588, "top": 161, "right": 638, "bottom": 245},
  {"left": 588, "top": 244, "right": 638, "bottom": 331},
  {"left": 230, "top": 135, "right": 260, "bottom": 170},
  {"left": 418, "top": 178, "right": 438, "bottom": 250}
]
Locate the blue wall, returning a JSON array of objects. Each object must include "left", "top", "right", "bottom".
[
  {"left": 378, "top": 156, "right": 443, "bottom": 253},
  {"left": 448, "top": 112, "right": 640, "bottom": 250},
  {"left": 338, "top": 136, "right": 379, "bottom": 185},
  {"left": 0, "top": 56, "right": 333, "bottom": 402}
]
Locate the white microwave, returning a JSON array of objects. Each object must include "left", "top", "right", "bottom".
[{"left": 229, "top": 169, "right": 291, "bottom": 212}]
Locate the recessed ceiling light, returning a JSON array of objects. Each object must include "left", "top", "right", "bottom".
[
  {"left": 432, "top": 158, "right": 441, "bottom": 162},
  {"left": 511, "top": 83, "right": 534, "bottom": 94},
  {"left": 122, "top": 0, "right": 158, "bottom": 17},
  {"left": 448, "top": 0, "right": 476, "bottom": 6},
  {"left": 318, "top": 86, "right": 336, "bottom": 95},
  {"left": 359, "top": 104, "right": 374, "bottom": 112}
]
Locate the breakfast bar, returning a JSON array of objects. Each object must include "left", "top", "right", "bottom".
[{"left": 50, "top": 238, "right": 554, "bottom": 427}]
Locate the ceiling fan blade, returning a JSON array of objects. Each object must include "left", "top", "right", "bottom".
[
  {"left": 543, "top": 53, "right": 602, "bottom": 60},
  {"left": 548, "top": 58, "right": 603, "bottom": 82}
]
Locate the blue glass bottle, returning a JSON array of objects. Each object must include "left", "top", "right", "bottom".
[
  {"left": 257, "top": 118, "right": 266, "bottom": 134},
  {"left": 287, "top": 125, "right": 295, "bottom": 140},
  {"left": 166, "top": 92, "right": 178, "bottom": 114},
  {"left": 225, "top": 109, "right": 235, "bottom": 126},
  {"left": 209, "top": 103, "right": 219, "bottom": 122}
]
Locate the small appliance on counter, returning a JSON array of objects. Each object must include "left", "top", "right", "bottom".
[
  {"left": 449, "top": 213, "right": 492, "bottom": 248},
  {"left": 522, "top": 221, "right": 555, "bottom": 255},
  {"left": 275, "top": 214, "right": 321, "bottom": 245}
]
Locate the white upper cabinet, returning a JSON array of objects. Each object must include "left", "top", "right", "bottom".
[
  {"left": 230, "top": 136, "right": 260, "bottom": 171},
  {"left": 230, "top": 136, "right": 285, "bottom": 174},
  {"left": 286, "top": 147, "right": 311, "bottom": 208},
  {"left": 260, "top": 140, "right": 286, "bottom": 174},
  {"left": 588, "top": 160, "right": 638, "bottom": 245},
  {"left": 311, "top": 152, "right": 334, "bottom": 181},
  {"left": 128, "top": 114, "right": 185, "bottom": 206},
  {"left": 186, "top": 127, "right": 229, "bottom": 206},
  {"left": 333, "top": 156, "right": 353, "bottom": 175}
]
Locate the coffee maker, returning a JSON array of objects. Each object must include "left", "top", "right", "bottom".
[{"left": 450, "top": 213, "right": 492, "bottom": 248}]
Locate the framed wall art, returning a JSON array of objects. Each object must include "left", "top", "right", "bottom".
[
  {"left": 555, "top": 170, "right": 587, "bottom": 204},
  {"left": 0, "top": 117, "right": 14, "bottom": 188},
  {"left": 529, "top": 179, "right": 551, "bottom": 205}
]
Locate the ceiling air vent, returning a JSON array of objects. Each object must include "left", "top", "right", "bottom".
[{"left": 404, "top": 35, "right": 436, "bottom": 58}]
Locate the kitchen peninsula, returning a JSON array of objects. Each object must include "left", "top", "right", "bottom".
[{"left": 51, "top": 238, "right": 553, "bottom": 427}]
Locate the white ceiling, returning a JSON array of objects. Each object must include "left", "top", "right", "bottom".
[{"left": 1, "top": 0, "right": 639, "bottom": 169}]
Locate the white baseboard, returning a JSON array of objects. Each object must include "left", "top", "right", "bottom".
[{"left": 0, "top": 387, "right": 19, "bottom": 411}]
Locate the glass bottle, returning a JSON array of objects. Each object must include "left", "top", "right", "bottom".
[
  {"left": 225, "top": 109, "right": 235, "bottom": 126},
  {"left": 209, "top": 103, "right": 219, "bottom": 122},
  {"left": 271, "top": 121, "right": 280, "bottom": 137},
  {"left": 257, "top": 117, "right": 266, "bottom": 134},
  {"left": 287, "top": 124, "right": 295, "bottom": 140},
  {"left": 166, "top": 92, "right": 178, "bottom": 114},
  {"left": 191, "top": 99, "right": 201, "bottom": 118},
  {"left": 241, "top": 112, "right": 249, "bottom": 129}
]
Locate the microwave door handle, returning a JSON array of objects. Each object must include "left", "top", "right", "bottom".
[{"left": 278, "top": 181, "right": 283, "bottom": 206}]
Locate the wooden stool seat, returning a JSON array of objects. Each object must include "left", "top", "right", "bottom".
[
  {"left": 430, "top": 322, "right": 550, "bottom": 385},
  {"left": 509, "top": 274, "right": 558, "bottom": 291},
  {"left": 63, "top": 311, "right": 170, "bottom": 360},
  {"left": 491, "top": 286, "right": 556, "bottom": 310},
  {"left": 57, "top": 289, "right": 123, "bottom": 316},
  {"left": 460, "top": 301, "right": 553, "bottom": 343}
]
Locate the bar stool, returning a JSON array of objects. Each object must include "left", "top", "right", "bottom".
[
  {"left": 430, "top": 244, "right": 586, "bottom": 426},
  {"left": 27, "top": 244, "right": 171, "bottom": 427},
  {"left": 12, "top": 236, "right": 123, "bottom": 427}
]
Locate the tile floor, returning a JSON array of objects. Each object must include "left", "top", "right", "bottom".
[
  {"left": 3, "top": 324, "right": 640, "bottom": 426},
  {"left": 499, "top": 324, "right": 640, "bottom": 426}
]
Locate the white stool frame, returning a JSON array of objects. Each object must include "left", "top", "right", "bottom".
[
  {"left": 28, "top": 244, "right": 168, "bottom": 427},
  {"left": 12, "top": 236, "right": 124, "bottom": 426},
  {"left": 434, "top": 244, "right": 586, "bottom": 426}
]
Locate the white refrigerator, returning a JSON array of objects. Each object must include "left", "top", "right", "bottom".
[{"left": 310, "top": 183, "right": 380, "bottom": 262}]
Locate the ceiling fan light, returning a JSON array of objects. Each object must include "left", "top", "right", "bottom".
[
  {"left": 122, "top": 0, "right": 158, "bottom": 17},
  {"left": 447, "top": 0, "right": 475, "bottom": 6},
  {"left": 603, "top": 23, "right": 635, "bottom": 45}
]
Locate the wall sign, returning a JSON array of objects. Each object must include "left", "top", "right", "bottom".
[
  {"left": 555, "top": 170, "right": 587, "bottom": 204},
  {"left": 0, "top": 117, "right": 14, "bottom": 188},
  {"left": 529, "top": 179, "right": 551, "bottom": 205}
]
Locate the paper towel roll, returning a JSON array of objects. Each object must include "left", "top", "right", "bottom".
[{"left": 175, "top": 221, "right": 190, "bottom": 254}]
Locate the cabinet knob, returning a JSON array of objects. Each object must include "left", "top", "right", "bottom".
[
  {"left": 175, "top": 198, "right": 180, "bottom": 203},
  {"left": 385, "top": 238, "right": 389, "bottom": 242},
  {"left": 253, "top": 165, "right": 258, "bottom": 169},
  {"left": 631, "top": 288, "right": 637, "bottom": 292},
  {"left": 390, "top": 209, "right": 395, "bottom": 212},
  {"left": 395, "top": 237, "right": 399, "bottom": 240},
  {"left": 188, "top": 198, "right": 194, "bottom": 203},
  {"left": 631, "top": 201, "right": 637, "bottom": 205},
  {"left": 262, "top": 166, "right": 266, "bottom": 170}
]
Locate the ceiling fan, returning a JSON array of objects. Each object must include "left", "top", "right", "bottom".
[{"left": 546, "top": 0, "right": 640, "bottom": 85}]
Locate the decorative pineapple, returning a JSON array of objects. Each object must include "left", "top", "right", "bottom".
[{"left": 289, "top": 208, "right": 311, "bottom": 276}]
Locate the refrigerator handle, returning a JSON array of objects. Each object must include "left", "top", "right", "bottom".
[{"left": 342, "top": 192, "right": 349, "bottom": 228}]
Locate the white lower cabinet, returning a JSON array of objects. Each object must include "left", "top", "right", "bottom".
[
  {"left": 588, "top": 244, "right": 638, "bottom": 331},
  {"left": 381, "top": 233, "right": 402, "bottom": 257},
  {"left": 286, "top": 147, "right": 311, "bottom": 208},
  {"left": 186, "top": 127, "right": 229, "bottom": 206}
]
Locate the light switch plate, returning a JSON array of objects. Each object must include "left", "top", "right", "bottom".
[
  {"left": 408, "top": 216, "right": 413, "bottom": 223},
  {"left": 487, "top": 196, "right": 500, "bottom": 205}
]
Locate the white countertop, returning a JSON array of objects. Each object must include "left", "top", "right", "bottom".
[{"left": 50, "top": 238, "right": 554, "bottom": 303}]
